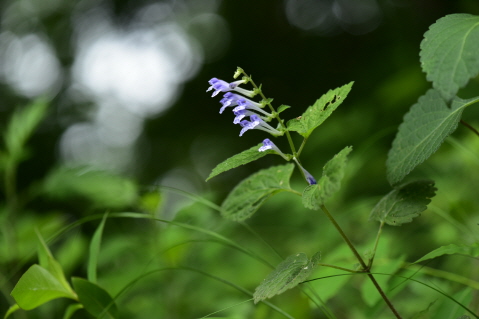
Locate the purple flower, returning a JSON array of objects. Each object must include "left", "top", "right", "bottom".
[
  {"left": 239, "top": 114, "right": 282, "bottom": 137},
  {"left": 207, "top": 78, "right": 253, "bottom": 98},
  {"left": 233, "top": 108, "right": 256, "bottom": 124},
  {"left": 219, "top": 92, "right": 243, "bottom": 114},
  {"left": 294, "top": 158, "right": 317, "bottom": 185}
]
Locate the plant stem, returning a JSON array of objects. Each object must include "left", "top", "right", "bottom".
[
  {"left": 460, "top": 120, "right": 479, "bottom": 138},
  {"left": 320, "top": 204, "right": 402, "bottom": 319},
  {"left": 368, "top": 222, "right": 384, "bottom": 268}
]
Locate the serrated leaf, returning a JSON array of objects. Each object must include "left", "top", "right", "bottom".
[
  {"left": 420, "top": 14, "right": 479, "bottom": 101},
  {"left": 11, "top": 265, "right": 77, "bottom": 310},
  {"left": 369, "top": 180, "right": 436, "bottom": 226},
  {"left": 206, "top": 143, "right": 274, "bottom": 181},
  {"left": 72, "top": 277, "right": 118, "bottom": 319},
  {"left": 302, "top": 146, "right": 352, "bottom": 210},
  {"left": 386, "top": 89, "right": 478, "bottom": 185},
  {"left": 253, "top": 251, "right": 320, "bottom": 304},
  {"left": 4, "top": 99, "right": 48, "bottom": 162},
  {"left": 287, "top": 82, "right": 353, "bottom": 137},
  {"left": 221, "top": 164, "right": 294, "bottom": 221},
  {"left": 413, "top": 242, "right": 479, "bottom": 264}
]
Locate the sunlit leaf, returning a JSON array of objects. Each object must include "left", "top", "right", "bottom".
[
  {"left": 369, "top": 180, "right": 436, "bottom": 226},
  {"left": 253, "top": 252, "right": 320, "bottom": 304},
  {"left": 72, "top": 277, "right": 118, "bottom": 319},
  {"left": 287, "top": 82, "right": 353, "bottom": 137},
  {"left": 221, "top": 164, "right": 294, "bottom": 221},
  {"left": 11, "top": 265, "right": 77, "bottom": 310},
  {"left": 302, "top": 146, "right": 352, "bottom": 210},
  {"left": 206, "top": 143, "right": 274, "bottom": 181},
  {"left": 414, "top": 242, "right": 479, "bottom": 264},
  {"left": 420, "top": 14, "right": 479, "bottom": 101},
  {"left": 386, "top": 89, "right": 479, "bottom": 185},
  {"left": 43, "top": 166, "right": 137, "bottom": 209}
]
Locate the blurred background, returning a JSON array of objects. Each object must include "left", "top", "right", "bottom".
[{"left": 1, "top": 0, "right": 479, "bottom": 318}]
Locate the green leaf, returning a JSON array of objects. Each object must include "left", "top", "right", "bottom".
[
  {"left": 88, "top": 213, "right": 108, "bottom": 283},
  {"left": 302, "top": 146, "right": 352, "bottom": 210},
  {"left": 35, "top": 230, "right": 74, "bottom": 295},
  {"left": 72, "top": 277, "right": 118, "bottom": 319},
  {"left": 206, "top": 143, "right": 274, "bottom": 181},
  {"left": 277, "top": 105, "right": 291, "bottom": 114},
  {"left": 253, "top": 252, "right": 321, "bottom": 304},
  {"left": 221, "top": 164, "right": 294, "bottom": 221},
  {"left": 369, "top": 180, "right": 436, "bottom": 226},
  {"left": 3, "top": 98, "right": 48, "bottom": 162},
  {"left": 414, "top": 242, "right": 479, "bottom": 264},
  {"left": 11, "top": 265, "right": 77, "bottom": 310},
  {"left": 420, "top": 14, "right": 479, "bottom": 101},
  {"left": 287, "top": 82, "right": 353, "bottom": 137},
  {"left": 43, "top": 166, "right": 137, "bottom": 209},
  {"left": 3, "top": 304, "right": 19, "bottom": 319},
  {"left": 63, "top": 304, "right": 84, "bottom": 319},
  {"left": 386, "top": 89, "right": 478, "bottom": 185}
]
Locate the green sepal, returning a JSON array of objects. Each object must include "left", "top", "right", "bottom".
[
  {"left": 369, "top": 180, "right": 436, "bottom": 226},
  {"left": 287, "top": 82, "right": 353, "bottom": 137},
  {"left": 206, "top": 143, "right": 274, "bottom": 181},
  {"left": 253, "top": 251, "right": 321, "bottom": 304},
  {"left": 221, "top": 164, "right": 294, "bottom": 221}
]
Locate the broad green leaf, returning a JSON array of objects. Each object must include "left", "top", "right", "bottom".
[
  {"left": 88, "top": 213, "right": 108, "bottom": 283},
  {"left": 302, "top": 146, "right": 352, "bottom": 210},
  {"left": 369, "top": 180, "right": 436, "bottom": 226},
  {"left": 386, "top": 89, "right": 479, "bottom": 185},
  {"left": 253, "top": 252, "right": 320, "bottom": 304},
  {"left": 11, "top": 265, "right": 77, "bottom": 310},
  {"left": 414, "top": 242, "right": 479, "bottom": 264},
  {"left": 206, "top": 143, "right": 274, "bottom": 181},
  {"left": 72, "top": 277, "right": 118, "bottom": 319},
  {"left": 3, "top": 98, "right": 48, "bottom": 162},
  {"left": 36, "top": 230, "right": 74, "bottom": 295},
  {"left": 420, "top": 14, "right": 479, "bottom": 101},
  {"left": 287, "top": 82, "right": 353, "bottom": 137},
  {"left": 43, "top": 166, "right": 137, "bottom": 209},
  {"left": 221, "top": 164, "right": 294, "bottom": 221}
]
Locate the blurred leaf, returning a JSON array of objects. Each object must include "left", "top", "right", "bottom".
[
  {"left": 206, "top": 143, "right": 274, "bottom": 181},
  {"left": 253, "top": 252, "right": 320, "bottom": 304},
  {"left": 11, "top": 265, "right": 77, "bottom": 310},
  {"left": 3, "top": 98, "right": 48, "bottom": 162},
  {"left": 36, "top": 230, "right": 75, "bottom": 295},
  {"left": 43, "top": 166, "right": 137, "bottom": 209},
  {"left": 287, "top": 82, "right": 353, "bottom": 137},
  {"left": 63, "top": 304, "right": 83, "bottom": 319},
  {"left": 221, "top": 164, "right": 294, "bottom": 221},
  {"left": 302, "top": 146, "right": 352, "bottom": 210},
  {"left": 420, "top": 14, "right": 479, "bottom": 101},
  {"left": 3, "top": 304, "right": 19, "bottom": 319},
  {"left": 88, "top": 213, "right": 108, "bottom": 283},
  {"left": 369, "top": 180, "right": 436, "bottom": 226},
  {"left": 72, "top": 277, "right": 118, "bottom": 319},
  {"left": 386, "top": 89, "right": 479, "bottom": 185},
  {"left": 414, "top": 242, "right": 479, "bottom": 264}
]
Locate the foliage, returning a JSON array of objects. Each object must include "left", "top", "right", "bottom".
[{"left": 2, "top": 9, "right": 479, "bottom": 319}]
